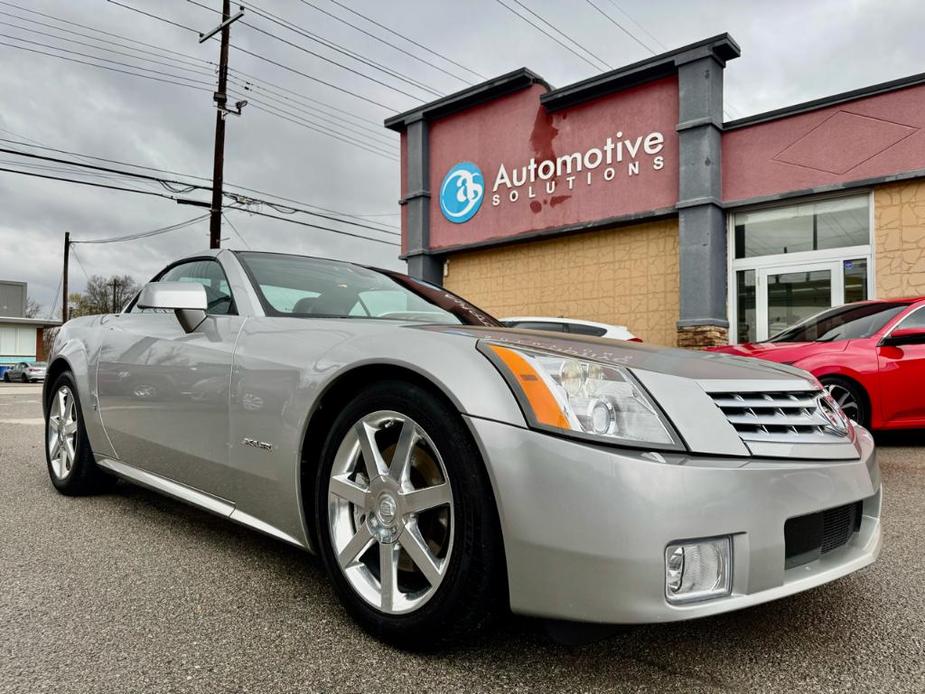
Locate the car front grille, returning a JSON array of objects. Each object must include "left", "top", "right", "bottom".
[
  {"left": 707, "top": 390, "right": 847, "bottom": 444},
  {"left": 784, "top": 501, "right": 863, "bottom": 569}
]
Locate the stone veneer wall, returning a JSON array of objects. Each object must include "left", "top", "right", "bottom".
[
  {"left": 444, "top": 219, "right": 680, "bottom": 346},
  {"left": 875, "top": 179, "right": 925, "bottom": 298}
]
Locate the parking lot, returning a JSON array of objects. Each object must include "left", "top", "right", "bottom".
[{"left": 1, "top": 382, "right": 923, "bottom": 693}]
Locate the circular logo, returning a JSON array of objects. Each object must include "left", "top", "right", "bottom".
[{"left": 439, "top": 162, "right": 484, "bottom": 223}]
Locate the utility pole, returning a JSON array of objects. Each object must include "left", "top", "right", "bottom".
[
  {"left": 62, "top": 231, "right": 69, "bottom": 323},
  {"left": 200, "top": 2, "right": 245, "bottom": 250}
]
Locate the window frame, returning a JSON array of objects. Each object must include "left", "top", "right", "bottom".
[
  {"left": 726, "top": 191, "right": 876, "bottom": 344},
  {"left": 127, "top": 256, "right": 238, "bottom": 316}
]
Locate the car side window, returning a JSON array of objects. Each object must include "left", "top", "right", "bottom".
[
  {"left": 136, "top": 259, "right": 237, "bottom": 316},
  {"left": 896, "top": 307, "right": 925, "bottom": 330},
  {"left": 566, "top": 323, "right": 607, "bottom": 337}
]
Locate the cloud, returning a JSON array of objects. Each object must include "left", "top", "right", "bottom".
[{"left": 1, "top": 0, "right": 921, "bottom": 316}]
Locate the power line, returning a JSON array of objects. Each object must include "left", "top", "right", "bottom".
[
  {"left": 0, "top": 149, "right": 401, "bottom": 238},
  {"left": 0, "top": 39, "right": 213, "bottom": 93},
  {"left": 0, "top": 135, "right": 400, "bottom": 230},
  {"left": 72, "top": 214, "right": 211, "bottom": 244},
  {"left": 602, "top": 0, "right": 666, "bottom": 50},
  {"left": 0, "top": 165, "right": 182, "bottom": 200},
  {"left": 106, "top": 0, "right": 400, "bottom": 112},
  {"left": 0, "top": 17, "right": 217, "bottom": 79},
  {"left": 296, "top": 0, "right": 474, "bottom": 86},
  {"left": 186, "top": 0, "right": 434, "bottom": 102},
  {"left": 227, "top": 206, "right": 399, "bottom": 247},
  {"left": 494, "top": 0, "right": 610, "bottom": 71},
  {"left": 325, "top": 0, "right": 488, "bottom": 81},
  {"left": 582, "top": 0, "right": 655, "bottom": 55},
  {"left": 228, "top": 0, "right": 444, "bottom": 97},
  {"left": 0, "top": 0, "right": 209, "bottom": 67},
  {"left": 0, "top": 38, "right": 396, "bottom": 158},
  {"left": 221, "top": 211, "right": 250, "bottom": 249}
]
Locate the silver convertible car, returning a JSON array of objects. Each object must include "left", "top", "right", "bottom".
[{"left": 43, "top": 250, "right": 882, "bottom": 648}]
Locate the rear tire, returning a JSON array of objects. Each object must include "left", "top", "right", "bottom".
[
  {"left": 44, "top": 372, "right": 115, "bottom": 495},
  {"left": 314, "top": 380, "right": 504, "bottom": 649},
  {"left": 3, "top": 372, "right": 9, "bottom": 382},
  {"left": 821, "top": 376, "right": 869, "bottom": 429}
]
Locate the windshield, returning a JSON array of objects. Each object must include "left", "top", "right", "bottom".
[
  {"left": 235, "top": 251, "right": 500, "bottom": 326},
  {"left": 767, "top": 302, "right": 909, "bottom": 343}
]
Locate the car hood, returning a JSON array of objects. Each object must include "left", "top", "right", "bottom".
[
  {"left": 707, "top": 340, "right": 849, "bottom": 363},
  {"left": 415, "top": 325, "right": 816, "bottom": 386}
]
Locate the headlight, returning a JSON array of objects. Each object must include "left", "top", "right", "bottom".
[{"left": 480, "top": 342, "right": 681, "bottom": 449}]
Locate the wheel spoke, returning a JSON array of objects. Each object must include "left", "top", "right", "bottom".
[
  {"left": 399, "top": 525, "right": 443, "bottom": 586},
  {"left": 403, "top": 483, "right": 451, "bottom": 514},
  {"left": 329, "top": 474, "right": 369, "bottom": 507},
  {"left": 56, "top": 388, "right": 67, "bottom": 418},
  {"left": 48, "top": 431, "right": 60, "bottom": 460},
  {"left": 355, "top": 422, "right": 387, "bottom": 480},
  {"left": 388, "top": 419, "right": 417, "bottom": 484},
  {"left": 379, "top": 543, "right": 401, "bottom": 611},
  {"left": 63, "top": 436, "right": 76, "bottom": 468},
  {"left": 64, "top": 420, "right": 78, "bottom": 436},
  {"left": 337, "top": 524, "right": 375, "bottom": 569}
]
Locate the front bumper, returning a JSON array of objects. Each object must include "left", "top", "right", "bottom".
[{"left": 467, "top": 416, "right": 881, "bottom": 624}]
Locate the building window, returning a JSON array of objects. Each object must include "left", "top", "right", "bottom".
[
  {"left": 729, "top": 194, "right": 872, "bottom": 343},
  {"left": 734, "top": 196, "right": 869, "bottom": 259}
]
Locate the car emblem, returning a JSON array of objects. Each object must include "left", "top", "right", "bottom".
[{"left": 242, "top": 437, "right": 273, "bottom": 451}]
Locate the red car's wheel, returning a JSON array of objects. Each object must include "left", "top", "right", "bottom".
[{"left": 821, "top": 377, "right": 869, "bottom": 429}]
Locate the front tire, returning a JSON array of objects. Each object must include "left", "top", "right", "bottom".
[
  {"left": 45, "top": 372, "right": 114, "bottom": 495},
  {"left": 821, "top": 376, "right": 869, "bottom": 429},
  {"left": 314, "top": 380, "right": 504, "bottom": 649}
]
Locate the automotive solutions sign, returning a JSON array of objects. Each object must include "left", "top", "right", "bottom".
[{"left": 427, "top": 77, "right": 679, "bottom": 247}]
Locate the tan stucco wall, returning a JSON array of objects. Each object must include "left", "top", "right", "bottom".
[
  {"left": 875, "top": 179, "right": 925, "bottom": 298},
  {"left": 444, "top": 219, "right": 680, "bottom": 346}
]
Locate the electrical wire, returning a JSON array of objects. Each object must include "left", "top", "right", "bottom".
[
  {"left": 73, "top": 214, "right": 211, "bottom": 244},
  {"left": 223, "top": 0, "right": 445, "bottom": 97},
  {"left": 68, "top": 245, "right": 93, "bottom": 283},
  {"left": 0, "top": 135, "right": 400, "bottom": 231},
  {"left": 0, "top": 16, "right": 216, "bottom": 78},
  {"left": 494, "top": 0, "right": 610, "bottom": 71},
  {"left": 0, "top": 0, "right": 208, "bottom": 67},
  {"left": 325, "top": 0, "right": 488, "bottom": 81},
  {"left": 602, "top": 0, "right": 666, "bottom": 50},
  {"left": 226, "top": 206, "right": 399, "bottom": 246},
  {"left": 0, "top": 165, "right": 183, "bottom": 200},
  {"left": 0, "top": 39, "right": 213, "bottom": 93},
  {"left": 105, "top": 0, "right": 401, "bottom": 112},
  {"left": 221, "top": 211, "right": 250, "bottom": 249},
  {"left": 582, "top": 0, "right": 655, "bottom": 55},
  {"left": 296, "top": 0, "right": 474, "bottom": 86},
  {"left": 185, "top": 0, "right": 433, "bottom": 102}
]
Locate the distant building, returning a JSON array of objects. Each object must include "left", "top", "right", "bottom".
[{"left": 0, "top": 280, "right": 61, "bottom": 366}]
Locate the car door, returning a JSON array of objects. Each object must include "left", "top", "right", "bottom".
[
  {"left": 97, "top": 257, "right": 245, "bottom": 500},
  {"left": 876, "top": 305, "right": 925, "bottom": 426}
]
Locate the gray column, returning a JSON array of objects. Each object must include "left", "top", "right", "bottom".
[
  {"left": 402, "top": 117, "right": 443, "bottom": 284},
  {"left": 676, "top": 53, "right": 728, "bottom": 330}
]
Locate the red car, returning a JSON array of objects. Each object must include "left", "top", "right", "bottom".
[{"left": 710, "top": 298, "right": 925, "bottom": 431}]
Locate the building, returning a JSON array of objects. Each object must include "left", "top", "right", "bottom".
[
  {"left": 0, "top": 280, "right": 60, "bottom": 367},
  {"left": 385, "top": 34, "right": 925, "bottom": 347}
]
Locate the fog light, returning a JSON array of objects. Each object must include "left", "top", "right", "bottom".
[{"left": 665, "top": 537, "right": 732, "bottom": 603}]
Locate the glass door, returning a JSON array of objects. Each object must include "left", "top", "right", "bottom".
[{"left": 755, "top": 261, "right": 844, "bottom": 341}]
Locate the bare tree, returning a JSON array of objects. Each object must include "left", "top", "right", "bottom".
[
  {"left": 68, "top": 274, "right": 140, "bottom": 318},
  {"left": 24, "top": 297, "right": 41, "bottom": 318}
]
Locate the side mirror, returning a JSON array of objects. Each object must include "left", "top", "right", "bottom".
[
  {"left": 881, "top": 327, "right": 925, "bottom": 347},
  {"left": 137, "top": 282, "right": 208, "bottom": 333}
]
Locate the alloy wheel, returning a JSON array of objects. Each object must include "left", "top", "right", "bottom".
[
  {"left": 47, "top": 385, "right": 79, "bottom": 479},
  {"left": 825, "top": 383, "right": 860, "bottom": 423},
  {"left": 327, "top": 410, "right": 454, "bottom": 615}
]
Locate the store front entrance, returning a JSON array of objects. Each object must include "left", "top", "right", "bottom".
[{"left": 729, "top": 195, "right": 872, "bottom": 343}]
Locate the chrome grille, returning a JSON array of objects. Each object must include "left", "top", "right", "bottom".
[{"left": 707, "top": 390, "right": 848, "bottom": 444}]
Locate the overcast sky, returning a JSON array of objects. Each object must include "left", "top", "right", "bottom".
[{"left": 1, "top": 0, "right": 923, "bottom": 317}]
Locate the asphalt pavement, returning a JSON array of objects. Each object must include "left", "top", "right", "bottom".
[{"left": 1, "top": 383, "right": 923, "bottom": 693}]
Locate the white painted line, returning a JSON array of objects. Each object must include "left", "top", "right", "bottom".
[{"left": 0, "top": 418, "right": 43, "bottom": 425}]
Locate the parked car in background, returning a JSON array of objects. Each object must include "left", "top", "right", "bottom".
[
  {"left": 710, "top": 298, "right": 925, "bottom": 430},
  {"left": 501, "top": 316, "right": 640, "bottom": 341},
  {"left": 42, "top": 250, "right": 880, "bottom": 649},
  {"left": 4, "top": 361, "right": 46, "bottom": 383}
]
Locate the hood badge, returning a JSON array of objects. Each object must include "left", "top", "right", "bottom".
[{"left": 242, "top": 437, "right": 274, "bottom": 452}]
